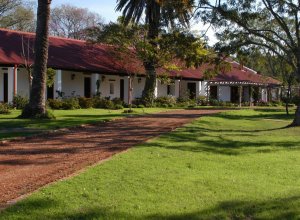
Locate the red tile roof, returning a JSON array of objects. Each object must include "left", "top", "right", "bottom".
[
  {"left": 209, "top": 61, "right": 281, "bottom": 85},
  {"left": 0, "top": 28, "right": 144, "bottom": 74},
  {"left": 0, "top": 28, "right": 281, "bottom": 85}
]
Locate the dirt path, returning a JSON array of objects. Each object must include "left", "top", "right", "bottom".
[{"left": 0, "top": 109, "right": 222, "bottom": 206}]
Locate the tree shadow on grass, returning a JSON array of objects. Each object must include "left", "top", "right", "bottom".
[
  {"left": 139, "top": 123, "right": 300, "bottom": 155},
  {"left": 186, "top": 122, "right": 288, "bottom": 133},
  {"left": 2, "top": 195, "right": 299, "bottom": 220},
  {"left": 212, "top": 112, "right": 294, "bottom": 122},
  {"left": 147, "top": 195, "right": 300, "bottom": 220}
]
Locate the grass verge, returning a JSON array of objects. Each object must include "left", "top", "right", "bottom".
[
  {"left": 0, "top": 108, "right": 169, "bottom": 140},
  {"left": 0, "top": 109, "right": 299, "bottom": 219}
]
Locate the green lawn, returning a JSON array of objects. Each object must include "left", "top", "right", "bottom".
[
  {"left": 1, "top": 109, "right": 299, "bottom": 219},
  {"left": 0, "top": 108, "right": 168, "bottom": 140}
]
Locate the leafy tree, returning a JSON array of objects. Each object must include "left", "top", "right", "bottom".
[
  {"left": 238, "top": 48, "right": 298, "bottom": 115},
  {"left": 50, "top": 4, "right": 104, "bottom": 40},
  {"left": 116, "top": 0, "right": 196, "bottom": 105},
  {"left": 0, "top": 0, "right": 19, "bottom": 17},
  {"left": 0, "top": 0, "right": 35, "bottom": 32},
  {"left": 91, "top": 19, "right": 213, "bottom": 105},
  {"left": 21, "top": 0, "right": 51, "bottom": 118},
  {"left": 197, "top": 0, "right": 300, "bottom": 126}
]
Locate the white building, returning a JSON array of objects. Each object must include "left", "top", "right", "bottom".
[{"left": 0, "top": 28, "right": 281, "bottom": 105}]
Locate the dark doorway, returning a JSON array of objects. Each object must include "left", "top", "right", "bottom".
[
  {"left": 231, "top": 86, "right": 239, "bottom": 103},
  {"left": 210, "top": 86, "right": 218, "bottom": 100},
  {"left": 120, "top": 79, "right": 124, "bottom": 101},
  {"left": 47, "top": 85, "right": 54, "bottom": 99},
  {"left": 3, "top": 73, "right": 8, "bottom": 103},
  {"left": 252, "top": 87, "right": 260, "bottom": 102},
  {"left": 187, "top": 82, "right": 196, "bottom": 99},
  {"left": 84, "top": 77, "right": 91, "bottom": 98}
]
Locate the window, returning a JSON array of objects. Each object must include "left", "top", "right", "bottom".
[{"left": 109, "top": 83, "right": 114, "bottom": 95}]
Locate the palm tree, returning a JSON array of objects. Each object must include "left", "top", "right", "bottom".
[
  {"left": 116, "top": 0, "right": 194, "bottom": 105},
  {"left": 21, "top": 0, "right": 52, "bottom": 118}
]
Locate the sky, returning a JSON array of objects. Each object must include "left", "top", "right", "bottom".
[{"left": 51, "top": 0, "right": 217, "bottom": 44}]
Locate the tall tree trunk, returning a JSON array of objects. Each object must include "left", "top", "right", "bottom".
[
  {"left": 21, "top": 0, "right": 51, "bottom": 118},
  {"left": 142, "top": 62, "right": 157, "bottom": 106},
  {"left": 141, "top": 1, "right": 160, "bottom": 106},
  {"left": 291, "top": 102, "right": 300, "bottom": 126},
  {"left": 290, "top": 67, "right": 300, "bottom": 126},
  {"left": 285, "top": 81, "right": 292, "bottom": 116}
]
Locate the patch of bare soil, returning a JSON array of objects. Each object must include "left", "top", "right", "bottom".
[{"left": 0, "top": 109, "right": 223, "bottom": 206}]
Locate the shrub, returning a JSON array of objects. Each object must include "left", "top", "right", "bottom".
[
  {"left": 62, "top": 98, "right": 80, "bottom": 110},
  {"left": 196, "top": 96, "right": 207, "bottom": 106},
  {"left": 47, "top": 99, "right": 63, "bottom": 109},
  {"left": 0, "top": 103, "right": 11, "bottom": 114},
  {"left": 112, "top": 98, "right": 124, "bottom": 106},
  {"left": 78, "top": 97, "right": 93, "bottom": 109},
  {"left": 13, "top": 95, "right": 28, "bottom": 110},
  {"left": 177, "top": 96, "right": 190, "bottom": 104},
  {"left": 161, "top": 103, "right": 169, "bottom": 108},
  {"left": 291, "top": 96, "right": 300, "bottom": 105},
  {"left": 93, "top": 97, "right": 114, "bottom": 109},
  {"left": 242, "top": 102, "right": 251, "bottom": 106},
  {"left": 114, "top": 104, "right": 124, "bottom": 110},
  {"left": 255, "top": 101, "right": 270, "bottom": 106},
  {"left": 209, "top": 99, "right": 219, "bottom": 106},
  {"left": 123, "top": 109, "right": 135, "bottom": 113},
  {"left": 271, "top": 101, "right": 283, "bottom": 107},
  {"left": 132, "top": 98, "right": 143, "bottom": 106},
  {"left": 155, "top": 96, "right": 176, "bottom": 107},
  {"left": 176, "top": 95, "right": 197, "bottom": 107},
  {"left": 137, "top": 104, "right": 145, "bottom": 108}
]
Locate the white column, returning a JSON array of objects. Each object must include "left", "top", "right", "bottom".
[
  {"left": 154, "top": 79, "right": 158, "bottom": 98},
  {"left": 196, "top": 81, "right": 201, "bottom": 98},
  {"left": 0, "top": 71, "right": 3, "bottom": 102},
  {"left": 201, "top": 81, "right": 208, "bottom": 97},
  {"left": 174, "top": 80, "right": 180, "bottom": 98},
  {"left": 91, "top": 73, "right": 100, "bottom": 96},
  {"left": 13, "top": 66, "right": 17, "bottom": 97},
  {"left": 8, "top": 67, "right": 14, "bottom": 102},
  {"left": 54, "top": 69, "right": 62, "bottom": 98},
  {"left": 123, "top": 76, "right": 129, "bottom": 104},
  {"left": 261, "top": 87, "right": 268, "bottom": 102}
]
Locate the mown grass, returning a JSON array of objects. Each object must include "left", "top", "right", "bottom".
[
  {"left": 0, "top": 108, "right": 168, "bottom": 140},
  {"left": 0, "top": 109, "right": 299, "bottom": 219}
]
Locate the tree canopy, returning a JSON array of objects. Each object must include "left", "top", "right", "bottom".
[
  {"left": 196, "top": 0, "right": 300, "bottom": 126},
  {"left": 0, "top": 0, "right": 35, "bottom": 32},
  {"left": 50, "top": 4, "right": 104, "bottom": 40}
]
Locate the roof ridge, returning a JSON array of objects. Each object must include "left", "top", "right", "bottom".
[{"left": 0, "top": 28, "right": 87, "bottom": 43}]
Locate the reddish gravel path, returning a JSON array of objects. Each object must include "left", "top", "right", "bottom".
[{"left": 0, "top": 109, "right": 223, "bottom": 206}]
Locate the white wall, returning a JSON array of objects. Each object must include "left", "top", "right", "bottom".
[
  {"left": 91, "top": 73, "right": 100, "bottom": 96},
  {"left": 243, "top": 86, "right": 250, "bottom": 102},
  {"left": 7, "top": 67, "right": 14, "bottom": 102},
  {"left": 17, "top": 68, "right": 30, "bottom": 98},
  {"left": 99, "top": 74, "right": 121, "bottom": 99},
  {"left": 132, "top": 77, "right": 145, "bottom": 99},
  {"left": 200, "top": 81, "right": 208, "bottom": 97},
  {"left": 157, "top": 81, "right": 168, "bottom": 97},
  {"left": 271, "top": 88, "right": 279, "bottom": 101},
  {"left": 261, "top": 88, "right": 268, "bottom": 102},
  {"left": 61, "top": 70, "right": 85, "bottom": 97},
  {"left": 0, "top": 67, "right": 15, "bottom": 102},
  {"left": 180, "top": 80, "right": 193, "bottom": 98},
  {"left": 0, "top": 68, "right": 5, "bottom": 101},
  {"left": 218, "top": 86, "right": 231, "bottom": 101}
]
